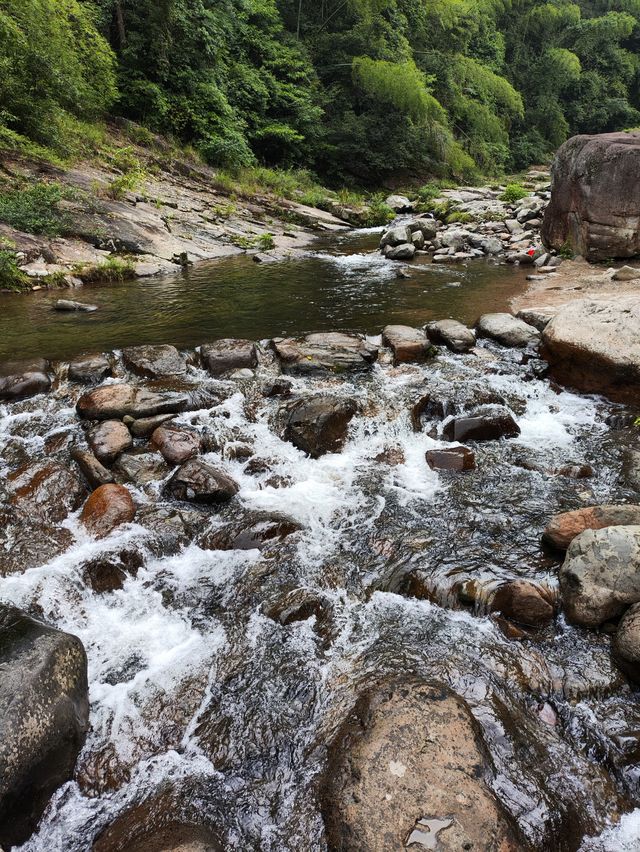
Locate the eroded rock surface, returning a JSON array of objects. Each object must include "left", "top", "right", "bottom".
[{"left": 273, "top": 333, "right": 378, "bottom": 375}]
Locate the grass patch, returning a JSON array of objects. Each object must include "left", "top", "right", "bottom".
[
  {"left": 0, "top": 181, "right": 70, "bottom": 236},
  {"left": 72, "top": 256, "right": 136, "bottom": 283},
  {"left": 229, "top": 232, "right": 276, "bottom": 251},
  {"left": 0, "top": 248, "right": 29, "bottom": 291},
  {"left": 500, "top": 183, "right": 529, "bottom": 203}
]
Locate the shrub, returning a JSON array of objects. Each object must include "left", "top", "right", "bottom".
[
  {"left": 0, "top": 181, "right": 68, "bottom": 235},
  {"left": 500, "top": 183, "right": 529, "bottom": 204},
  {"left": 0, "top": 248, "right": 28, "bottom": 290},
  {"left": 73, "top": 256, "right": 136, "bottom": 283}
]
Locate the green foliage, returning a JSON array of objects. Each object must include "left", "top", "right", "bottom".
[
  {"left": 0, "top": 248, "right": 29, "bottom": 290},
  {"left": 73, "top": 256, "right": 136, "bottom": 283},
  {"left": 0, "top": 182, "right": 69, "bottom": 236},
  {"left": 500, "top": 183, "right": 529, "bottom": 203},
  {"left": 229, "top": 232, "right": 276, "bottom": 250}
]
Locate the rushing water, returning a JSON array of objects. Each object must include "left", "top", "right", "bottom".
[
  {"left": 0, "top": 230, "right": 531, "bottom": 361},
  {"left": 1, "top": 233, "right": 639, "bottom": 851}
]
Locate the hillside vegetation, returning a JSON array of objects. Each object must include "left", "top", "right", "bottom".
[{"left": 0, "top": 0, "right": 639, "bottom": 184}]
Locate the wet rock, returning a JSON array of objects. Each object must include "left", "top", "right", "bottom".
[
  {"left": 82, "top": 549, "right": 143, "bottom": 593},
  {"left": 541, "top": 297, "right": 640, "bottom": 403},
  {"left": 71, "top": 447, "right": 115, "bottom": 489},
  {"left": 489, "top": 580, "right": 555, "bottom": 627},
  {"left": 152, "top": 424, "right": 201, "bottom": 466},
  {"left": 407, "top": 217, "right": 438, "bottom": 240},
  {"left": 54, "top": 299, "right": 98, "bottom": 312},
  {"left": 122, "top": 344, "right": 187, "bottom": 378},
  {"left": 113, "top": 450, "right": 170, "bottom": 486},
  {"left": 198, "top": 512, "right": 301, "bottom": 551},
  {"left": 426, "top": 446, "right": 476, "bottom": 472},
  {"left": 262, "top": 378, "right": 292, "bottom": 397},
  {"left": 374, "top": 447, "right": 405, "bottom": 466},
  {"left": 321, "top": 680, "right": 520, "bottom": 852},
  {"left": 88, "top": 420, "right": 133, "bottom": 465},
  {"left": 384, "top": 242, "right": 415, "bottom": 260},
  {"left": 622, "top": 449, "right": 640, "bottom": 492},
  {"left": 543, "top": 505, "right": 640, "bottom": 552},
  {"left": 273, "top": 332, "right": 378, "bottom": 375},
  {"left": 554, "top": 463, "right": 594, "bottom": 479},
  {"left": 411, "top": 395, "right": 457, "bottom": 432},
  {"left": 612, "top": 603, "right": 640, "bottom": 683},
  {"left": 381, "top": 325, "right": 435, "bottom": 364},
  {"left": 516, "top": 308, "right": 556, "bottom": 331},
  {"left": 166, "top": 459, "right": 239, "bottom": 504},
  {"left": 77, "top": 384, "right": 188, "bottom": 420},
  {"left": 263, "top": 588, "right": 333, "bottom": 639},
  {"left": 0, "top": 605, "right": 89, "bottom": 849},
  {"left": 0, "top": 358, "right": 51, "bottom": 401},
  {"left": 200, "top": 339, "right": 258, "bottom": 377},
  {"left": 80, "top": 484, "right": 137, "bottom": 538},
  {"left": 67, "top": 353, "right": 112, "bottom": 384},
  {"left": 127, "top": 412, "right": 176, "bottom": 438},
  {"left": 136, "top": 504, "right": 204, "bottom": 557},
  {"left": 425, "top": 319, "right": 476, "bottom": 353},
  {"left": 8, "top": 460, "right": 86, "bottom": 522},
  {"left": 0, "top": 506, "right": 74, "bottom": 577},
  {"left": 283, "top": 395, "right": 357, "bottom": 458},
  {"left": 443, "top": 407, "right": 520, "bottom": 442},
  {"left": 477, "top": 313, "right": 540, "bottom": 348},
  {"left": 559, "top": 525, "right": 640, "bottom": 627}
]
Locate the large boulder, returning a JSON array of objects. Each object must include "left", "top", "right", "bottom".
[
  {"left": 67, "top": 353, "right": 112, "bottom": 384},
  {"left": 0, "top": 606, "right": 89, "bottom": 848},
  {"left": 559, "top": 525, "right": 640, "bottom": 627},
  {"left": 612, "top": 602, "right": 640, "bottom": 683},
  {"left": 379, "top": 225, "right": 412, "bottom": 250},
  {"left": 200, "top": 339, "right": 257, "bottom": 377},
  {"left": 77, "top": 384, "right": 188, "bottom": 420},
  {"left": 541, "top": 297, "right": 640, "bottom": 403},
  {"left": 541, "top": 132, "right": 640, "bottom": 260},
  {"left": 273, "top": 333, "right": 378, "bottom": 375},
  {"left": 151, "top": 424, "right": 201, "bottom": 465},
  {"left": 321, "top": 680, "right": 520, "bottom": 851},
  {"left": 122, "top": 344, "right": 187, "bottom": 378},
  {"left": 543, "top": 505, "right": 640, "bottom": 552},
  {"left": 477, "top": 313, "right": 540, "bottom": 348},
  {"left": 0, "top": 358, "right": 51, "bottom": 402},
  {"left": 381, "top": 325, "right": 434, "bottom": 364},
  {"left": 283, "top": 395, "right": 357, "bottom": 458}
]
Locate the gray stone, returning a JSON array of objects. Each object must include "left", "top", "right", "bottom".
[
  {"left": 426, "top": 319, "right": 476, "bottom": 353},
  {"left": 77, "top": 384, "right": 188, "bottom": 420},
  {"left": 54, "top": 299, "right": 98, "bottom": 312},
  {"left": 516, "top": 308, "right": 556, "bottom": 331},
  {"left": 379, "top": 225, "right": 412, "bottom": 249},
  {"left": 200, "top": 339, "right": 257, "bottom": 377},
  {"left": 612, "top": 265, "right": 640, "bottom": 282},
  {"left": 382, "top": 325, "right": 434, "bottom": 364},
  {"left": 122, "top": 344, "right": 187, "bottom": 378},
  {"left": 273, "top": 333, "right": 378, "bottom": 375},
  {"left": 67, "top": 353, "right": 111, "bottom": 384},
  {"left": 166, "top": 459, "right": 239, "bottom": 503},
  {"left": 613, "top": 602, "right": 640, "bottom": 682},
  {"left": 88, "top": 420, "right": 133, "bottom": 465},
  {"left": 0, "top": 358, "right": 51, "bottom": 401},
  {"left": 477, "top": 313, "right": 540, "bottom": 347},
  {"left": 384, "top": 194, "right": 413, "bottom": 212},
  {"left": 384, "top": 242, "right": 415, "bottom": 260}
]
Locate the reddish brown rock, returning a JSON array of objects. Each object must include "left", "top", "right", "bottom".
[
  {"left": 80, "top": 484, "right": 136, "bottom": 539},
  {"left": 151, "top": 425, "right": 201, "bottom": 465},
  {"left": 381, "top": 325, "right": 435, "bottom": 364},
  {"left": 77, "top": 384, "right": 188, "bottom": 420},
  {"left": 443, "top": 407, "right": 520, "bottom": 443},
  {"left": 543, "top": 504, "right": 640, "bottom": 552},
  {"left": 82, "top": 549, "right": 143, "bottom": 593},
  {"left": 88, "top": 420, "right": 132, "bottom": 465},
  {"left": 489, "top": 580, "right": 555, "bottom": 627},
  {"left": 283, "top": 395, "right": 357, "bottom": 458},
  {"left": 8, "top": 461, "right": 86, "bottom": 523},
  {"left": 426, "top": 446, "right": 475, "bottom": 472},
  {"left": 71, "top": 448, "right": 115, "bottom": 490}
]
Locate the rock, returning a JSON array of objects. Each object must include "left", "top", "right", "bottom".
[
  {"left": 321, "top": 680, "right": 520, "bottom": 852},
  {"left": 0, "top": 358, "right": 51, "bottom": 401},
  {"left": 426, "top": 446, "right": 476, "bottom": 472},
  {"left": 411, "top": 230, "right": 425, "bottom": 250},
  {"left": 113, "top": 451, "right": 170, "bottom": 486},
  {"left": 443, "top": 407, "right": 520, "bottom": 442},
  {"left": 54, "top": 299, "right": 98, "bottom": 312},
  {"left": 262, "top": 378, "right": 292, "bottom": 398},
  {"left": 82, "top": 549, "right": 143, "bottom": 593},
  {"left": 151, "top": 424, "right": 201, "bottom": 465},
  {"left": 541, "top": 297, "right": 640, "bottom": 403},
  {"left": 489, "top": 580, "right": 555, "bottom": 626},
  {"left": 273, "top": 332, "right": 378, "bottom": 375},
  {"left": 283, "top": 395, "right": 357, "bottom": 458},
  {"left": 198, "top": 512, "right": 301, "bottom": 551},
  {"left": 67, "top": 353, "right": 112, "bottom": 384},
  {"left": 8, "top": 461, "right": 86, "bottom": 523},
  {"left": 0, "top": 605, "right": 89, "bottom": 848},
  {"left": 128, "top": 412, "right": 176, "bottom": 438},
  {"left": 541, "top": 132, "right": 640, "bottom": 259},
  {"left": 559, "top": 525, "right": 640, "bottom": 627},
  {"left": 385, "top": 194, "right": 413, "bottom": 212},
  {"left": 554, "top": 463, "right": 594, "bottom": 479},
  {"left": 411, "top": 395, "right": 457, "bottom": 432},
  {"left": 200, "top": 339, "right": 258, "bottom": 377},
  {"left": 80, "top": 484, "right": 136, "bottom": 538},
  {"left": 384, "top": 242, "right": 415, "bottom": 260},
  {"left": 543, "top": 505, "right": 640, "bottom": 551},
  {"left": 515, "top": 308, "right": 556, "bottom": 331},
  {"left": 441, "top": 229, "right": 471, "bottom": 251},
  {"left": 623, "top": 450, "right": 640, "bottom": 492},
  {"left": 612, "top": 603, "right": 640, "bottom": 682},
  {"left": 122, "top": 344, "right": 187, "bottom": 378},
  {"left": 612, "top": 265, "right": 640, "bottom": 282},
  {"left": 166, "top": 459, "right": 239, "bottom": 503},
  {"left": 88, "top": 420, "right": 133, "bottom": 465},
  {"left": 481, "top": 236, "right": 503, "bottom": 255},
  {"left": 381, "top": 325, "right": 434, "bottom": 364},
  {"left": 379, "top": 225, "right": 412, "bottom": 249},
  {"left": 425, "top": 319, "right": 476, "bottom": 353},
  {"left": 407, "top": 218, "right": 437, "bottom": 240},
  {"left": 71, "top": 447, "right": 115, "bottom": 489},
  {"left": 77, "top": 384, "right": 188, "bottom": 420},
  {"left": 477, "top": 313, "right": 540, "bottom": 348}
]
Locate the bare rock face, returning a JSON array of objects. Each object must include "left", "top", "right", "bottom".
[
  {"left": 381, "top": 325, "right": 435, "bottom": 364},
  {"left": 0, "top": 605, "right": 89, "bottom": 848},
  {"left": 273, "top": 332, "right": 378, "bottom": 375},
  {"left": 543, "top": 505, "right": 640, "bottom": 552},
  {"left": 88, "top": 420, "right": 133, "bottom": 465},
  {"left": 77, "top": 384, "right": 188, "bottom": 420},
  {"left": 559, "top": 525, "right": 640, "bottom": 627},
  {"left": 541, "top": 132, "right": 640, "bottom": 260},
  {"left": 321, "top": 680, "right": 522, "bottom": 851},
  {"left": 541, "top": 297, "right": 640, "bottom": 403},
  {"left": 122, "top": 344, "right": 187, "bottom": 378},
  {"left": 200, "top": 339, "right": 258, "bottom": 377},
  {"left": 0, "top": 358, "right": 51, "bottom": 401},
  {"left": 80, "top": 483, "right": 137, "bottom": 538},
  {"left": 426, "top": 319, "right": 476, "bottom": 353},
  {"left": 283, "top": 395, "right": 357, "bottom": 458}
]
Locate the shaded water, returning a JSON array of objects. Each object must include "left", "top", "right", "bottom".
[{"left": 0, "top": 231, "right": 530, "bottom": 361}]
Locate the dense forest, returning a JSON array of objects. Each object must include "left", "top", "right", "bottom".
[{"left": 1, "top": 0, "right": 639, "bottom": 184}]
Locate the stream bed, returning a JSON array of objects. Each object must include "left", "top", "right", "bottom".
[{"left": 1, "top": 233, "right": 639, "bottom": 851}]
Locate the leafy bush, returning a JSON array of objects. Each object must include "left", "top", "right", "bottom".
[
  {"left": 0, "top": 182, "right": 68, "bottom": 236},
  {"left": 0, "top": 248, "right": 28, "bottom": 290},
  {"left": 500, "top": 184, "right": 529, "bottom": 204}
]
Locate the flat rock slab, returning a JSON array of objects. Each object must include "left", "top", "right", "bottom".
[
  {"left": 273, "top": 332, "right": 378, "bottom": 375},
  {"left": 477, "top": 313, "right": 540, "bottom": 348},
  {"left": 8, "top": 461, "right": 87, "bottom": 523},
  {"left": 200, "top": 339, "right": 258, "bottom": 377},
  {"left": 382, "top": 325, "right": 434, "bottom": 364},
  {"left": 543, "top": 505, "right": 640, "bottom": 551},
  {"left": 426, "top": 319, "right": 476, "bottom": 353},
  {"left": 67, "top": 353, "right": 112, "bottom": 384},
  {"left": 0, "top": 606, "right": 89, "bottom": 848},
  {"left": 122, "top": 344, "right": 187, "bottom": 378},
  {"left": 77, "top": 384, "right": 188, "bottom": 420},
  {"left": 542, "top": 296, "right": 640, "bottom": 403}
]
